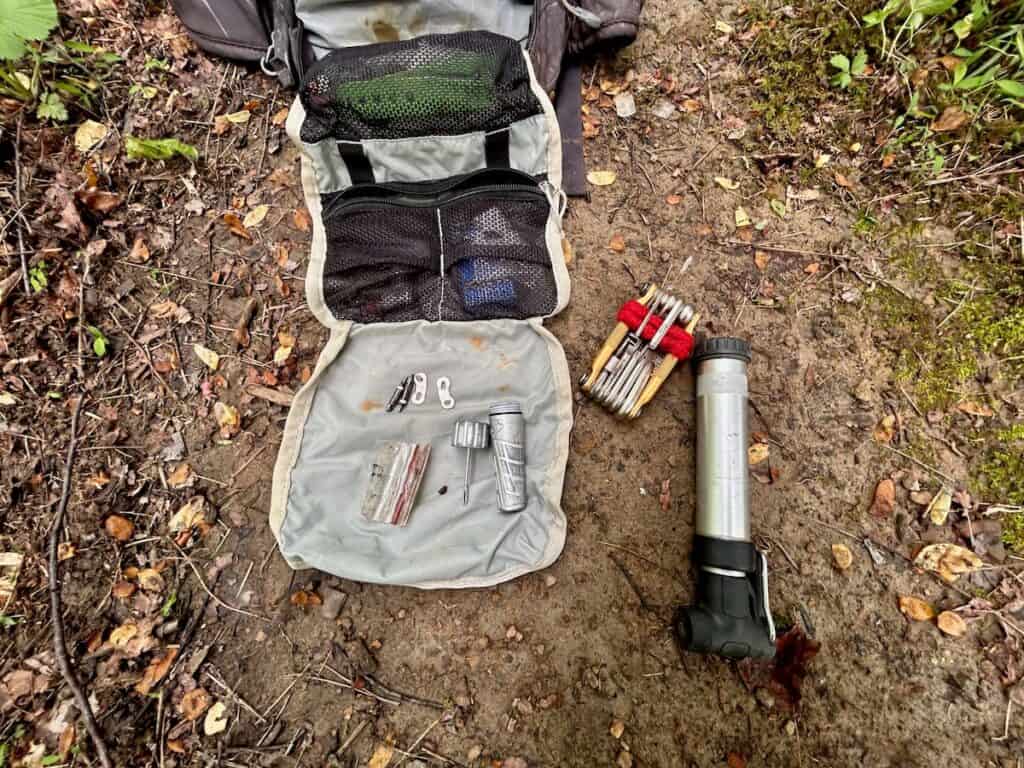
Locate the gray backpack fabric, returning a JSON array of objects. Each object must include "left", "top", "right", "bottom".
[{"left": 269, "top": 32, "right": 573, "bottom": 588}]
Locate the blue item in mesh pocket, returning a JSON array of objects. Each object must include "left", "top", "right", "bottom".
[{"left": 464, "top": 279, "right": 517, "bottom": 310}]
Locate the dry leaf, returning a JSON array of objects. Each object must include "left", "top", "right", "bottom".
[
  {"left": 194, "top": 344, "right": 220, "bottom": 371},
  {"left": 834, "top": 172, "right": 854, "bottom": 189},
  {"left": 926, "top": 487, "right": 953, "bottom": 526},
  {"left": 223, "top": 109, "right": 251, "bottom": 125},
  {"left": 714, "top": 176, "right": 739, "bottom": 190},
  {"left": 74, "top": 120, "right": 108, "bottom": 153},
  {"left": 608, "top": 233, "right": 626, "bottom": 252},
  {"left": 273, "top": 344, "right": 293, "bottom": 366},
  {"left": 936, "top": 610, "right": 967, "bottom": 637},
  {"left": 561, "top": 236, "right": 573, "bottom": 265},
  {"left": 137, "top": 568, "right": 165, "bottom": 592},
  {"left": 271, "top": 107, "right": 289, "bottom": 126},
  {"left": 77, "top": 188, "right": 122, "bottom": 213},
  {"left": 267, "top": 167, "right": 292, "bottom": 186},
  {"left": 882, "top": 153, "right": 896, "bottom": 169},
  {"left": 813, "top": 153, "right": 831, "bottom": 168},
  {"left": 169, "top": 496, "right": 208, "bottom": 534},
  {"left": 659, "top": 478, "right": 671, "bottom": 513},
  {"left": 899, "top": 595, "right": 935, "bottom": 621},
  {"left": 931, "top": 106, "right": 969, "bottom": 132},
  {"left": 222, "top": 212, "right": 252, "bottom": 240},
  {"left": 869, "top": 478, "right": 895, "bottom": 517},
  {"left": 86, "top": 470, "right": 111, "bottom": 489},
  {"left": 112, "top": 581, "right": 136, "bottom": 599},
  {"left": 831, "top": 543, "right": 853, "bottom": 570},
  {"left": 610, "top": 719, "right": 626, "bottom": 739},
  {"left": 242, "top": 204, "right": 269, "bottom": 229},
  {"left": 167, "top": 463, "right": 194, "bottom": 489},
  {"left": 804, "top": 262, "right": 820, "bottom": 275},
  {"left": 57, "top": 542, "right": 76, "bottom": 561},
  {"left": 0, "top": 552, "right": 23, "bottom": 610},
  {"left": 128, "top": 236, "right": 150, "bottom": 263},
  {"left": 292, "top": 208, "right": 312, "bottom": 232},
  {"left": 109, "top": 622, "right": 139, "bottom": 647},
  {"left": 104, "top": 515, "right": 134, "bottom": 542},
  {"left": 181, "top": 688, "right": 211, "bottom": 720},
  {"left": 368, "top": 743, "right": 395, "bottom": 768},
  {"left": 203, "top": 701, "right": 228, "bottom": 736},
  {"left": 166, "top": 739, "right": 187, "bottom": 754},
  {"left": 914, "top": 543, "right": 982, "bottom": 583},
  {"left": 587, "top": 170, "right": 617, "bottom": 186},
  {"left": 680, "top": 98, "right": 702, "bottom": 113},
  {"left": 748, "top": 442, "right": 770, "bottom": 465},
  {"left": 734, "top": 206, "right": 751, "bottom": 228},
  {"left": 289, "top": 590, "right": 322, "bottom": 608},
  {"left": 872, "top": 414, "right": 897, "bottom": 443},
  {"left": 753, "top": 250, "right": 770, "bottom": 271},
  {"left": 135, "top": 647, "right": 178, "bottom": 695},
  {"left": 214, "top": 401, "right": 240, "bottom": 439},
  {"left": 665, "top": 193, "right": 682, "bottom": 205},
  {"left": 956, "top": 401, "right": 994, "bottom": 417}
]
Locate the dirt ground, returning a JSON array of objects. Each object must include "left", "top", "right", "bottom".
[{"left": 2, "top": 0, "right": 1023, "bottom": 766}]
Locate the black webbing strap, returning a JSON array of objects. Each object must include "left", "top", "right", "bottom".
[
  {"left": 484, "top": 128, "right": 511, "bottom": 169},
  {"left": 337, "top": 141, "right": 374, "bottom": 184}
]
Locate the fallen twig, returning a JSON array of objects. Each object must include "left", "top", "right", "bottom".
[
  {"left": 14, "top": 117, "right": 30, "bottom": 297},
  {"left": 49, "top": 397, "right": 114, "bottom": 768},
  {"left": 169, "top": 539, "right": 269, "bottom": 622}
]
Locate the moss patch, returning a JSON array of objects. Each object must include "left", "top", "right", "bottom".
[
  {"left": 742, "top": 2, "right": 876, "bottom": 138},
  {"left": 975, "top": 425, "right": 1024, "bottom": 509}
]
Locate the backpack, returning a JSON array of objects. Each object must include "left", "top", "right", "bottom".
[
  {"left": 169, "top": 0, "right": 644, "bottom": 193},
  {"left": 170, "top": 0, "right": 643, "bottom": 91}
]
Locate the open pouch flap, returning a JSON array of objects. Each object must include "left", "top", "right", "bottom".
[
  {"left": 272, "top": 31, "right": 572, "bottom": 588},
  {"left": 270, "top": 319, "right": 572, "bottom": 588}
]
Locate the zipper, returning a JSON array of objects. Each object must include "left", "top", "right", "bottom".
[{"left": 326, "top": 179, "right": 547, "bottom": 216}]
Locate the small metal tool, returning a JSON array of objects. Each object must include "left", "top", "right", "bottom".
[
  {"left": 386, "top": 374, "right": 415, "bottom": 412},
  {"left": 411, "top": 372, "right": 428, "bottom": 405},
  {"left": 437, "top": 376, "right": 455, "bottom": 410},
  {"left": 451, "top": 420, "right": 490, "bottom": 505}
]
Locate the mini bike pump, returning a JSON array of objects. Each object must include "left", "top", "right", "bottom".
[{"left": 675, "top": 337, "right": 777, "bottom": 660}]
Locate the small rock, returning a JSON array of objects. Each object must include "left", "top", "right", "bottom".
[
  {"left": 853, "top": 378, "right": 875, "bottom": 403},
  {"left": 651, "top": 98, "right": 677, "bottom": 119},
  {"left": 538, "top": 693, "right": 561, "bottom": 709},
  {"left": 755, "top": 687, "right": 776, "bottom": 709},
  {"left": 785, "top": 720, "right": 797, "bottom": 736},
  {"left": 319, "top": 586, "right": 347, "bottom": 620},
  {"left": 505, "top": 625, "right": 523, "bottom": 642},
  {"left": 544, "top": 574, "right": 557, "bottom": 588},
  {"left": 617, "top": 750, "right": 633, "bottom": 768},
  {"left": 614, "top": 92, "right": 636, "bottom": 118},
  {"left": 900, "top": 472, "right": 922, "bottom": 492},
  {"left": 610, "top": 719, "right": 626, "bottom": 739}
]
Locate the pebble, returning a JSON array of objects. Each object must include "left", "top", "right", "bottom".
[
  {"left": 319, "top": 586, "right": 346, "bottom": 620},
  {"left": 610, "top": 719, "right": 625, "bottom": 739},
  {"left": 785, "top": 720, "right": 797, "bottom": 736},
  {"left": 617, "top": 750, "right": 633, "bottom": 768},
  {"left": 544, "top": 574, "right": 557, "bottom": 588}
]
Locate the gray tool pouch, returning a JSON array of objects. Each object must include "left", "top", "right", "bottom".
[{"left": 270, "top": 32, "right": 572, "bottom": 588}]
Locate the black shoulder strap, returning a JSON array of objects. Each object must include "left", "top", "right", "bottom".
[{"left": 337, "top": 141, "right": 375, "bottom": 184}]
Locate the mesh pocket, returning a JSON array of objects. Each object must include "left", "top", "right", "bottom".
[
  {"left": 300, "top": 31, "right": 542, "bottom": 143},
  {"left": 321, "top": 176, "right": 557, "bottom": 323}
]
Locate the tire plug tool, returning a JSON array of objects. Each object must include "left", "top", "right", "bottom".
[
  {"left": 675, "top": 337, "right": 776, "bottom": 660},
  {"left": 489, "top": 402, "right": 527, "bottom": 512},
  {"left": 385, "top": 375, "right": 415, "bottom": 412},
  {"left": 451, "top": 419, "right": 490, "bottom": 505}
]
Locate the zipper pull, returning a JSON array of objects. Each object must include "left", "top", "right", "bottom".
[{"left": 539, "top": 180, "right": 568, "bottom": 219}]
